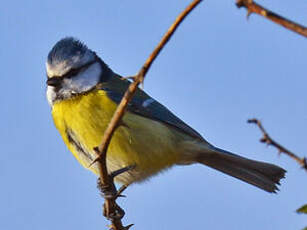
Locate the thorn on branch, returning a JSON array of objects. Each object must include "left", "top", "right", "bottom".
[{"left": 88, "top": 147, "right": 102, "bottom": 168}]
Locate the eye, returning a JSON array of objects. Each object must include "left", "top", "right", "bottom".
[{"left": 46, "top": 77, "right": 62, "bottom": 87}]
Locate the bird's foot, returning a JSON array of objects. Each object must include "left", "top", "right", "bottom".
[
  {"left": 97, "top": 165, "right": 135, "bottom": 199},
  {"left": 95, "top": 163, "right": 134, "bottom": 222}
]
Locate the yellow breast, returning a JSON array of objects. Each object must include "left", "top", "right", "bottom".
[{"left": 51, "top": 89, "right": 184, "bottom": 184}]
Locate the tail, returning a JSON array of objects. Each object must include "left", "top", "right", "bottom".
[{"left": 195, "top": 145, "right": 286, "bottom": 193}]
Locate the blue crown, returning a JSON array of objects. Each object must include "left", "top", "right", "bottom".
[{"left": 47, "top": 37, "right": 88, "bottom": 64}]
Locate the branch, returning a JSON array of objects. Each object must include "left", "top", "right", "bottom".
[
  {"left": 92, "top": 1, "right": 203, "bottom": 229},
  {"left": 236, "top": 0, "right": 307, "bottom": 38},
  {"left": 248, "top": 118, "right": 307, "bottom": 172}
]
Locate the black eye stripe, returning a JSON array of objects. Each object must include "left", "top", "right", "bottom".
[
  {"left": 62, "top": 68, "right": 81, "bottom": 78},
  {"left": 63, "top": 59, "right": 97, "bottom": 79}
]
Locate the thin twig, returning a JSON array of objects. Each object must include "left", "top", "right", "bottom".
[
  {"left": 248, "top": 118, "right": 307, "bottom": 172},
  {"left": 92, "top": 1, "right": 203, "bottom": 229},
  {"left": 236, "top": 0, "right": 307, "bottom": 38}
]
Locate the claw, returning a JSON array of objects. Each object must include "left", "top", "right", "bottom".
[
  {"left": 110, "top": 204, "right": 125, "bottom": 220},
  {"left": 97, "top": 178, "right": 116, "bottom": 198},
  {"left": 104, "top": 203, "right": 125, "bottom": 221},
  {"left": 115, "top": 184, "right": 130, "bottom": 199}
]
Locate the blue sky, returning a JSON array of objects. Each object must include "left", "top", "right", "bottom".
[{"left": 1, "top": 0, "right": 307, "bottom": 229}]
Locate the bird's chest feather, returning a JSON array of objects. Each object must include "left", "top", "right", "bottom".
[{"left": 51, "top": 90, "right": 180, "bottom": 184}]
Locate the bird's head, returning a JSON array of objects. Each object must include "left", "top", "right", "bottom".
[{"left": 46, "top": 37, "right": 111, "bottom": 105}]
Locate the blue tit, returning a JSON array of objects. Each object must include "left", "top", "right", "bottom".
[{"left": 46, "top": 37, "right": 285, "bottom": 192}]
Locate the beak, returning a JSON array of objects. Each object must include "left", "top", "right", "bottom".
[{"left": 46, "top": 77, "right": 61, "bottom": 87}]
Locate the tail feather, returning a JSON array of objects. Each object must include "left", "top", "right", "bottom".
[{"left": 196, "top": 147, "right": 286, "bottom": 193}]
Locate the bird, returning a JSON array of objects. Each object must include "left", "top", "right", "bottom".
[{"left": 46, "top": 37, "right": 285, "bottom": 193}]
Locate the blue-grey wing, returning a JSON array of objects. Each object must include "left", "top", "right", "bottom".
[{"left": 98, "top": 79, "right": 204, "bottom": 141}]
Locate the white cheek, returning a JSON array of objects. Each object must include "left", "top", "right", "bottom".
[
  {"left": 46, "top": 86, "right": 57, "bottom": 106},
  {"left": 46, "top": 62, "right": 102, "bottom": 105},
  {"left": 63, "top": 62, "right": 102, "bottom": 93}
]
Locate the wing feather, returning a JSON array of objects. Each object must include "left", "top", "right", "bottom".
[{"left": 97, "top": 76, "right": 204, "bottom": 141}]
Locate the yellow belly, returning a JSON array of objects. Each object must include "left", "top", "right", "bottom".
[{"left": 51, "top": 89, "right": 186, "bottom": 184}]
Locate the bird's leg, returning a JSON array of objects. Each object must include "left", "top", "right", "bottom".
[
  {"left": 97, "top": 165, "right": 134, "bottom": 199},
  {"left": 96, "top": 165, "right": 134, "bottom": 220},
  {"left": 107, "top": 203, "right": 125, "bottom": 220},
  {"left": 99, "top": 183, "right": 130, "bottom": 217},
  {"left": 97, "top": 177, "right": 116, "bottom": 199},
  {"left": 99, "top": 181, "right": 131, "bottom": 220}
]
